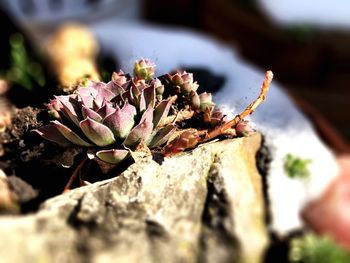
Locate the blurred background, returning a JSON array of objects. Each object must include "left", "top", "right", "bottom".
[{"left": 0, "top": 0, "right": 349, "bottom": 148}]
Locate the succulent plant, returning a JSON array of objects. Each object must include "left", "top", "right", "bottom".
[
  {"left": 167, "top": 71, "right": 199, "bottom": 95},
  {"left": 34, "top": 59, "right": 257, "bottom": 166},
  {"left": 133, "top": 59, "right": 155, "bottom": 81},
  {"left": 34, "top": 61, "right": 176, "bottom": 165}
]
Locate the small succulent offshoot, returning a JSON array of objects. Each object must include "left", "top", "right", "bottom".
[{"left": 34, "top": 59, "right": 272, "bottom": 190}]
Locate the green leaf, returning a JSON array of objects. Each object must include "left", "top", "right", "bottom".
[
  {"left": 80, "top": 117, "right": 116, "bottom": 146},
  {"left": 96, "top": 149, "right": 129, "bottom": 164},
  {"left": 289, "top": 233, "right": 350, "bottom": 263},
  {"left": 284, "top": 153, "right": 311, "bottom": 179},
  {"left": 123, "top": 106, "right": 153, "bottom": 148},
  {"left": 52, "top": 120, "right": 93, "bottom": 147}
]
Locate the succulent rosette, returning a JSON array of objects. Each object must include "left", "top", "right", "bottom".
[
  {"left": 34, "top": 61, "right": 175, "bottom": 165},
  {"left": 34, "top": 59, "right": 254, "bottom": 166}
]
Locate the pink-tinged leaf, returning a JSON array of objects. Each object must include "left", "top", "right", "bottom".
[
  {"left": 103, "top": 102, "right": 136, "bottom": 139},
  {"left": 77, "top": 86, "right": 96, "bottom": 97},
  {"left": 162, "top": 129, "right": 199, "bottom": 157},
  {"left": 51, "top": 120, "right": 93, "bottom": 147},
  {"left": 138, "top": 90, "right": 146, "bottom": 112},
  {"left": 47, "top": 98, "right": 61, "bottom": 111},
  {"left": 153, "top": 99, "right": 172, "bottom": 128},
  {"left": 92, "top": 99, "right": 101, "bottom": 112},
  {"left": 78, "top": 94, "right": 94, "bottom": 109},
  {"left": 131, "top": 84, "right": 140, "bottom": 98},
  {"left": 123, "top": 105, "right": 153, "bottom": 148},
  {"left": 77, "top": 85, "right": 98, "bottom": 102},
  {"left": 143, "top": 86, "right": 156, "bottom": 108},
  {"left": 80, "top": 117, "right": 116, "bottom": 146},
  {"left": 170, "top": 73, "right": 183, "bottom": 85},
  {"left": 33, "top": 124, "right": 72, "bottom": 147},
  {"left": 147, "top": 124, "right": 175, "bottom": 148},
  {"left": 123, "top": 89, "right": 136, "bottom": 106},
  {"left": 56, "top": 96, "right": 81, "bottom": 126},
  {"left": 96, "top": 149, "right": 129, "bottom": 164},
  {"left": 235, "top": 121, "right": 254, "bottom": 136},
  {"left": 96, "top": 102, "right": 115, "bottom": 119},
  {"left": 199, "top": 92, "right": 214, "bottom": 112},
  {"left": 82, "top": 106, "right": 102, "bottom": 122},
  {"left": 105, "top": 81, "right": 124, "bottom": 96},
  {"left": 112, "top": 70, "right": 128, "bottom": 86},
  {"left": 94, "top": 84, "right": 116, "bottom": 108},
  {"left": 190, "top": 91, "right": 200, "bottom": 110}
]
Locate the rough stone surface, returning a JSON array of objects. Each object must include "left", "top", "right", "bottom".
[{"left": 0, "top": 133, "right": 268, "bottom": 263}]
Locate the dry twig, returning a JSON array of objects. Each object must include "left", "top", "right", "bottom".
[
  {"left": 63, "top": 157, "right": 88, "bottom": 192},
  {"left": 202, "top": 70, "right": 273, "bottom": 142}
]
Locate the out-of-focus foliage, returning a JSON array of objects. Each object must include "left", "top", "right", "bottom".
[
  {"left": 1, "top": 33, "right": 45, "bottom": 91},
  {"left": 289, "top": 233, "right": 350, "bottom": 263},
  {"left": 284, "top": 153, "right": 311, "bottom": 179}
]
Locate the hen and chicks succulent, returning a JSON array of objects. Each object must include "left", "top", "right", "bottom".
[{"left": 34, "top": 59, "right": 253, "bottom": 165}]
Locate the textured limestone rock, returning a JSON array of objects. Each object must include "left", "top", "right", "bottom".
[{"left": 0, "top": 133, "right": 268, "bottom": 263}]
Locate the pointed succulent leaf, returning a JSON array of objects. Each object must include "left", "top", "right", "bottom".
[
  {"left": 80, "top": 117, "right": 116, "bottom": 146},
  {"left": 138, "top": 89, "right": 147, "bottom": 112},
  {"left": 94, "top": 84, "right": 116, "bottom": 108},
  {"left": 235, "top": 121, "right": 254, "bottom": 136},
  {"left": 77, "top": 82, "right": 98, "bottom": 98},
  {"left": 190, "top": 91, "right": 200, "bottom": 110},
  {"left": 131, "top": 84, "right": 141, "bottom": 98},
  {"left": 143, "top": 85, "right": 156, "bottom": 108},
  {"left": 151, "top": 78, "right": 164, "bottom": 96},
  {"left": 123, "top": 105, "right": 154, "bottom": 148},
  {"left": 56, "top": 96, "right": 81, "bottom": 126},
  {"left": 52, "top": 120, "right": 93, "bottom": 147},
  {"left": 199, "top": 92, "right": 215, "bottom": 112},
  {"left": 96, "top": 102, "right": 115, "bottom": 118},
  {"left": 96, "top": 149, "right": 129, "bottom": 164},
  {"left": 133, "top": 59, "right": 155, "bottom": 81},
  {"left": 153, "top": 99, "right": 172, "bottom": 128},
  {"left": 121, "top": 100, "right": 137, "bottom": 116},
  {"left": 123, "top": 89, "right": 136, "bottom": 106},
  {"left": 112, "top": 70, "right": 128, "bottom": 86},
  {"left": 103, "top": 102, "right": 136, "bottom": 139},
  {"left": 47, "top": 98, "right": 61, "bottom": 111},
  {"left": 33, "top": 124, "right": 72, "bottom": 147},
  {"left": 210, "top": 107, "right": 227, "bottom": 127},
  {"left": 168, "top": 71, "right": 199, "bottom": 94},
  {"left": 82, "top": 105, "right": 102, "bottom": 122},
  {"left": 171, "top": 73, "right": 183, "bottom": 86},
  {"left": 78, "top": 94, "right": 94, "bottom": 109},
  {"left": 181, "top": 81, "right": 199, "bottom": 94},
  {"left": 147, "top": 124, "right": 176, "bottom": 148},
  {"left": 105, "top": 80, "right": 124, "bottom": 96}
]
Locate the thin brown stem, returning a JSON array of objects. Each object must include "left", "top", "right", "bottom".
[
  {"left": 63, "top": 157, "right": 88, "bottom": 193},
  {"left": 202, "top": 70, "right": 273, "bottom": 142}
]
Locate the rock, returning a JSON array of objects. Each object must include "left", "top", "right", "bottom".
[
  {"left": 0, "top": 170, "right": 19, "bottom": 214},
  {"left": 0, "top": 133, "right": 268, "bottom": 263}
]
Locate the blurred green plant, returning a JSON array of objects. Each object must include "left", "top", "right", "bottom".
[
  {"left": 1, "top": 33, "right": 45, "bottom": 91},
  {"left": 290, "top": 233, "right": 350, "bottom": 263},
  {"left": 284, "top": 153, "right": 311, "bottom": 179}
]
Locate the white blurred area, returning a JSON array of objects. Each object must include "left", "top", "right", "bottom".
[{"left": 259, "top": 0, "right": 350, "bottom": 29}]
